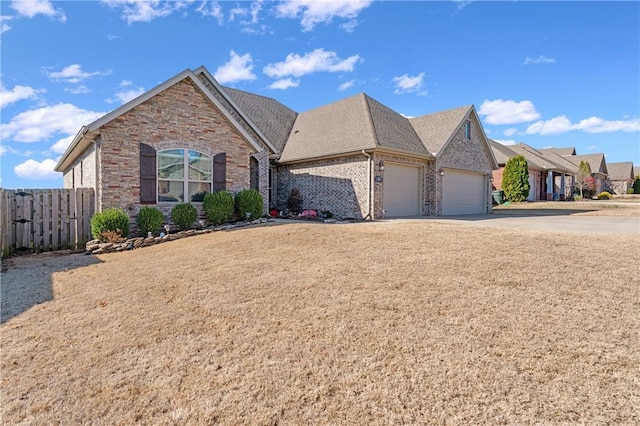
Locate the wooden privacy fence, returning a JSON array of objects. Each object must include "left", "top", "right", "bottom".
[{"left": 1, "top": 188, "right": 95, "bottom": 257}]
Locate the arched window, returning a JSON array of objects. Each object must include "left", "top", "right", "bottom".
[{"left": 157, "top": 149, "right": 212, "bottom": 202}]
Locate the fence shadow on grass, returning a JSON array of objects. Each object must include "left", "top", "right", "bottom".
[{"left": 0, "top": 252, "right": 102, "bottom": 324}]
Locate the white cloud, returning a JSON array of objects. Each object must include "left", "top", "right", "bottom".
[
  {"left": 503, "top": 128, "right": 518, "bottom": 137},
  {"left": 10, "top": 0, "right": 66, "bottom": 22},
  {"left": 267, "top": 78, "right": 299, "bottom": 90},
  {"left": 586, "top": 145, "right": 597, "bottom": 151},
  {"left": 47, "top": 64, "right": 110, "bottom": 84},
  {"left": 523, "top": 55, "right": 556, "bottom": 65},
  {"left": 339, "top": 19, "right": 358, "bottom": 33},
  {"left": 105, "top": 80, "right": 145, "bottom": 104},
  {"left": 478, "top": 99, "right": 541, "bottom": 125},
  {"left": 65, "top": 85, "right": 91, "bottom": 95},
  {"left": 213, "top": 51, "right": 257, "bottom": 84},
  {"left": 0, "top": 103, "right": 104, "bottom": 142},
  {"left": 392, "top": 72, "right": 426, "bottom": 95},
  {"left": 50, "top": 135, "right": 75, "bottom": 154},
  {"left": 100, "top": 0, "right": 192, "bottom": 24},
  {"left": 275, "top": 0, "right": 373, "bottom": 32},
  {"left": 14, "top": 158, "right": 60, "bottom": 180},
  {"left": 195, "top": 1, "right": 223, "bottom": 24},
  {"left": 0, "top": 83, "right": 44, "bottom": 108},
  {"left": 264, "top": 48, "right": 361, "bottom": 79},
  {"left": 525, "top": 115, "right": 640, "bottom": 135},
  {"left": 1, "top": 16, "right": 12, "bottom": 34},
  {"left": 338, "top": 80, "right": 355, "bottom": 91}
]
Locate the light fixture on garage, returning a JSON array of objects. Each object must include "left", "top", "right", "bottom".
[
  {"left": 378, "top": 160, "right": 385, "bottom": 171},
  {"left": 439, "top": 168, "right": 445, "bottom": 176}
]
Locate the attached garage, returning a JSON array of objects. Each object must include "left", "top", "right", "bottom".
[
  {"left": 383, "top": 163, "right": 421, "bottom": 217},
  {"left": 441, "top": 169, "right": 487, "bottom": 215}
]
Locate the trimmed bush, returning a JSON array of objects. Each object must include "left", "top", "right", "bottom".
[
  {"left": 287, "top": 188, "right": 303, "bottom": 214},
  {"left": 171, "top": 203, "right": 197, "bottom": 230},
  {"left": 91, "top": 208, "right": 130, "bottom": 241},
  {"left": 203, "top": 191, "right": 234, "bottom": 225},
  {"left": 502, "top": 155, "right": 530, "bottom": 202},
  {"left": 235, "top": 189, "right": 263, "bottom": 220},
  {"left": 596, "top": 191, "right": 612, "bottom": 200},
  {"left": 627, "top": 188, "right": 634, "bottom": 194},
  {"left": 633, "top": 177, "right": 640, "bottom": 194},
  {"left": 137, "top": 206, "right": 164, "bottom": 236}
]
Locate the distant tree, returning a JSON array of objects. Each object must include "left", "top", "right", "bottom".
[
  {"left": 575, "top": 160, "right": 595, "bottom": 198},
  {"left": 502, "top": 155, "right": 530, "bottom": 202},
  {"left": 633, "top": 176, "right": 640, "bottom": 194}
]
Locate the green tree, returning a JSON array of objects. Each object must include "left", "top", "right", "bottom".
[
  {"left": 575, "top": 160, "right": 594, "bottom": 198},
  {"left": 633, "top": 176, "right": 640, "bottom": 194},
  {"left": 502, "top": 155, "right": 530, "bottom": 202}
]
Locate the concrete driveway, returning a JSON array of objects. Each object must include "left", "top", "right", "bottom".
[{"left": 392, "top": 214, "right": 640, "bottom": 235}]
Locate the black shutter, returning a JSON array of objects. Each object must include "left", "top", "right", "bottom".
[
  {"left": 213, "top": 152, "right": 226, "bottom": 191},
  {"left": 140, "top": 143, "right": 156, "bottom": 204}
]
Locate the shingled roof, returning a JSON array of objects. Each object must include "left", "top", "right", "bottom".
[
  {"left": 539, "top": 147, "right": 577, "bottom": 156},
  {"left": 488, "top": 140, "right": 517, "bottom": 166},
  {"left": 565, "top": 153, "right": 608, "bottom": 175},
  {"left": 222, "top": 87, "right": 297, "bottom": 154},
  {"left": 409, "top": 105, "right": 472, "bottom": 155},
  {"left": 607, "top": 162, "right": 634, "bottom": 181},
  {"left": 279, "top": 93, "right": 431, "bottom": 163}
]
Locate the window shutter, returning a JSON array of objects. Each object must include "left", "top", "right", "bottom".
[
  {"left": 140, "top": 143, "right": 156, "bottom": 204},
  {"left": 213, "top": 152, "right": 226, "bottom": 191}
]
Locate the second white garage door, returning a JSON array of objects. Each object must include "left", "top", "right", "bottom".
[
  {"left": 442, "top": 170, "right": 487, "bottom": 215},
  {"left": 383, "top": 164, "right": 421, "bottom": 217}
]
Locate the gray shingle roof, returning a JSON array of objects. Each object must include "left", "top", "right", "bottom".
[
  {"left": 511, "top": 143, "right": 573, "bottom": 173},
  {"left": 279, "top": 93, "right": 430, "bottom": 163},
  {"left": 488, "top": 140, "right": 517, "bottom": 166},
  {"left": 565, "top": 153, "right": 608, "bottom": 175},
  {"left": 222, "top": 87, "right": 297, "bottom": 154},
  {"left": 539, "top": 147, "right": 576, "bottom": 156},
  {"left": 409, "top": 105, "right": 473, "bottom": 155},
  {"left": 635, "top": 167, "right": 640, "bottom": 178},
  {"left": 607, "top": 162, "right": 634, "bottom": 181}
]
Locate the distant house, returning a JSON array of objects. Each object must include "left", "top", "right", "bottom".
[
  {"left": 564, "top": 153, "right": 609, "bottom": 195},
  {"left": 606, "top": 162, "right": 634, "bottom": 194},
  {"left": 489, "top": 141, "right": 574, "bottom": 201},
  {"left": 54, "top": 66, "right": 498, "bottom": 227}
]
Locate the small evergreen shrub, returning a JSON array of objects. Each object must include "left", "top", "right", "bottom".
[
  {"left": 287, "top": 188, "right": 303, "bottom": 214},
  {"left": 235, "top": 189, "right": 263, "bottom": 220},
  {"left": 633, "top": 177, "right": 640, "bottom": 194},
  {"left": 502, "top": 155, "right": 530, "bottom": 202},
  {"left": 627, "top": 188, "right": 634, "bottom": 194},
  {"left": 203, "top": 191, "right": 234, "bottom": 225},
  {"left": 171, "top": 203, "right": 197, "bottom": 230},
  {"left": 91, "top": 208, "right": 130, "bottom": 241},
  {"left": 596, "top": 191, "right": 612, "bottom": 200},
  {"left": 137, "top": 206, "right": 164, "bottom": 236}
]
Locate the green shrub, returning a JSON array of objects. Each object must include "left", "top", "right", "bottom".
[
  {"left": 235, "top": 189, "right": 263, "bottom": 220},
  {"left": 137, "top": 206, "right": 164, "bottom": 236},
  {"left": 627, "top": 188, "right": 634, "bottom": 194},
  {"left": 502, "top": 155, "right": 530, "bottom": 202},
  {"left": 203, "top": 191, "right": 234, "bottom": 225},
  {"left": 91, "top": 208, "right": 130, "bottom": 241},
  {"left": 171, "top": 203, "right": 197, "bottom": 230},
  {"left": 596, "top": 191, "right": 612, "bottom": 200},
  {"left": 633, "top": 177, "right": 640, "bottom": 194},
  {"left": 287, "top": 188, "right": 303, "bottom": 214}
]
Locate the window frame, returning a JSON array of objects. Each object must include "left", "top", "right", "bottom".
[
  {"left": 156, "top": 148, "right": 212, "bottom": 203},
  {"left": 465, "top": 120, "right": 471, "bottom": 140}
]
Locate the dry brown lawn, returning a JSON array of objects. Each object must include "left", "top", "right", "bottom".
[
  {"left": 493, "top": 199, "right": 640, "bottom": 217},
  {"left": 2, "top": 219, "right": 639, "bottom": 425}
]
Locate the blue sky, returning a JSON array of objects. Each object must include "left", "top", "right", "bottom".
[{"left": 1, "top": 0, "right": 638, "bottom": 189}]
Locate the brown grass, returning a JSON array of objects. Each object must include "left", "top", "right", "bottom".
[
  {"left": 2, "top": 221, "right": 639, "bottom": 425},
  {"left": 493, "top": 200, "right": 640, "bottom": 216}
]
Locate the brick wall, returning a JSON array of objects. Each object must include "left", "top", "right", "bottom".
[
  {"left": 276, "top": 155, "right": 369, "bottom": 219},
  {"left": 98, "top": 78, "right": 258, "bottom": 218},
  {"left": 63, "top": 143, "right": 96, "bottom": 191}
]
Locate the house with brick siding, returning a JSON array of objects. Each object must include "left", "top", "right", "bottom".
[
  {"left": 55, "top": 66, "right": 497, "bottom": 227},
  {"left": 606, "top": 162, "right": 634, "bottom": 194}
]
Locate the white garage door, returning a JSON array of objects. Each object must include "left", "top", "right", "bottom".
[
  {"left": 383, "top": 164, "right": 421, "bottom": 217},
  {"left": 442, "top": 170, "right": 486, "bottom": 215}
]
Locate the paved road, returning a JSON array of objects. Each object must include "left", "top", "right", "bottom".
[{"left": 393, "top": 214, "right": 640, "bottom": 235}]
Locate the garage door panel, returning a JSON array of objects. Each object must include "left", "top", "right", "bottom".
[
  {"left": 442, "top": 170, "right": 486, "bottom": 215},
  {"left": 383, "top": 164, "right": 421, "bottom": 217}
]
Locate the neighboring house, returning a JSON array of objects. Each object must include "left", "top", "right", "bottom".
[
  {"left": 606, "top": 162, "right": 634, "bottom": 194},
  {"left": 564, "top": 153, "right": 609, "bottom": 195},
  {"left": 489, "top": 141, "right": 574, "bottom": 201},
  {"left": 634, "top": 167, "right": 640, "bottom": 179},
  {"left": 55, "top": 66, "right": 497, "bottom": 226}
]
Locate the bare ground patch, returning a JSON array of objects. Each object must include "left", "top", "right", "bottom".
[{"left": 2, "top": 222, "right": 639, "bottom": 424}]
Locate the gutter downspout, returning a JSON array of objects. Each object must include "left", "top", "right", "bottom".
[{"left": 362, "top": 150, "right": 372, "bottom": 220}]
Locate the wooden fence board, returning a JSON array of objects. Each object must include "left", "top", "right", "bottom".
[{"left": 0, "top": 188, "right": 95, "bottom": 257}]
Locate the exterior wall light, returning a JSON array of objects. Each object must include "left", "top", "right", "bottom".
[
  {"left": 378, "top": 160, "right": 385, "bottom": 171},
  {"left": 439, "top": 168, "right": 445, "bottom": 176}
]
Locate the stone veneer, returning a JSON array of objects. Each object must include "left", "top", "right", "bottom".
[
  {"left": 63, "top": 143, "right": 97, "bottom": 191},
  {"left": 97, "top": 79, "right": 258, "bottom": 226}
]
